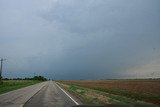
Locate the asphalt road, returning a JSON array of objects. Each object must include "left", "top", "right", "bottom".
[
  {"left": 0, "top": 81, "right": 47, "bottom": 107},
  {"left": 0, "top": 81, "right": 80, "bottom": 107},
  {"left": 24, "top": 81, "right": 80, "bottom": 107}
]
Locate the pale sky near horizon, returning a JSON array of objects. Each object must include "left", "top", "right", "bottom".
[{"left": 0, "top": 0, "right": 160, "bottom": 79}]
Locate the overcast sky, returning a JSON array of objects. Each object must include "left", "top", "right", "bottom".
[{"left": 0, "top": 0, "right": 160, "bottom": 79}]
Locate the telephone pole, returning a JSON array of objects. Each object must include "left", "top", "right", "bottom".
[{"left": 0, "top": 58, "right": 6, "bottom": 82}]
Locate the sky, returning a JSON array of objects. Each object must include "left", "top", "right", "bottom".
[{"left": 0, "top": 0, "right": 160, "bottom": 79}]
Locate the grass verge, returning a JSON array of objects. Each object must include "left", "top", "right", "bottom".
[
  {"left": 57, "top": 82, "right": 158, "bottom": 107},
  {"left": 58, "top": 80, "right": 160, "bottom": 106},
  {"left": 0, "top": 80, "right": 42, "bottom": 94}
]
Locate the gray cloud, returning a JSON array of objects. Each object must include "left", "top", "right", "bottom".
[{"left": 0, "top": 0, "right": 160, "bottom": 79}]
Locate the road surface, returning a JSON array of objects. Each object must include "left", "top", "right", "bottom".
[{"left": 0, "top": 81, "right": 81, "bottom": 107}]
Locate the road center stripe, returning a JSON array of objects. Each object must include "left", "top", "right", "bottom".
[{"left": 55, "top": 82, "right": 79, "bottom": 105}]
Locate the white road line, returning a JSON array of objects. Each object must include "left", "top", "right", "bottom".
[
  {"left": 55, "top": 82, "right": 79, "bottom": 105},
  {"left": 19, "top": 104, "right": 24, "bottom": 107}
]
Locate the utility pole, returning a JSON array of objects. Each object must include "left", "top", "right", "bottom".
[{"left": 0, "top": 58, "right": 6, "bottom": 82}]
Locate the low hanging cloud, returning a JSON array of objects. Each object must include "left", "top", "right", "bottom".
[{"left": 0, "top": 0, "right": 160, "bottom": 79}]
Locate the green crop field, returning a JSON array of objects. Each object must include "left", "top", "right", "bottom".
[{"left": 0, "top": 80, "right": 41, "bottom": 94}]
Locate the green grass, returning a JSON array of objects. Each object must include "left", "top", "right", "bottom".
[
  {"left": 59, "top": 82, "right": 160, "bottom": 106},
  {"left": 0, "top": 80, "right": 42, "bottom": 94},
  {"left": 57, "top": 82, "right": 158, "bottom": 107}
]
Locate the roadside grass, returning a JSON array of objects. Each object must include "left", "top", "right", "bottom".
[
  {"left": 0, "top": 80, "right": 42, "bottom": 94},
  {"left": 58, "top": 80, "right": 160, "bottom": 106},
  {"left": 57, "top": 82, "right": 158, "bottom": 107}
]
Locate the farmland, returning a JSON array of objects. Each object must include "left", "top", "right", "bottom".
[
  {"left": 58, "top": 79, "right": 160, "bottom": 106},
  {"left": 0, "top": 80, "right": 41, "bottom": 94}
]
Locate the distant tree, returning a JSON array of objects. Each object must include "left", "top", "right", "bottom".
[
  {"left": 13, "top": 78, "right": 23, "bottom": 80},
  {"left": 1, "top": 76, "right": 47, "bottom": 81},
  {"left": 32, "top": 76, "right": 47, "bottom": 81},
  {"left": 3, "top": 78, "right": 9, "bottom": 80},
  {"left": 24, "top": 77, "right": 32, "bottom": 80}
]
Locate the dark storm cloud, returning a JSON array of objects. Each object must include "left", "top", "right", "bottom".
[
  {"left": 0, "top": 0, "right": 160, "bottom": 79},
  {"left": 41, "top": 0, "right": 160, "bottom": 34}
]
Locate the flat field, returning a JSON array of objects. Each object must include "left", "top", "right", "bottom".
[
  {"left": 59, "top": 79, "right": 160, "bottom": 106},
  {"left": 0, "top": 80, "right": 41, "bottom": 94}
]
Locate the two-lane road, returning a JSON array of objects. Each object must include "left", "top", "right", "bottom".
[
  {"left": 0, "top": 81, "right": 81, "bottom": 107},
  {"left": 24, "top": 81, "right": 79, "bottom": 107}
]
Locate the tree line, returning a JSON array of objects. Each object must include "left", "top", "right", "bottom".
[{"left": 3, "top": 76, "right": 47, "bottom": 81}]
